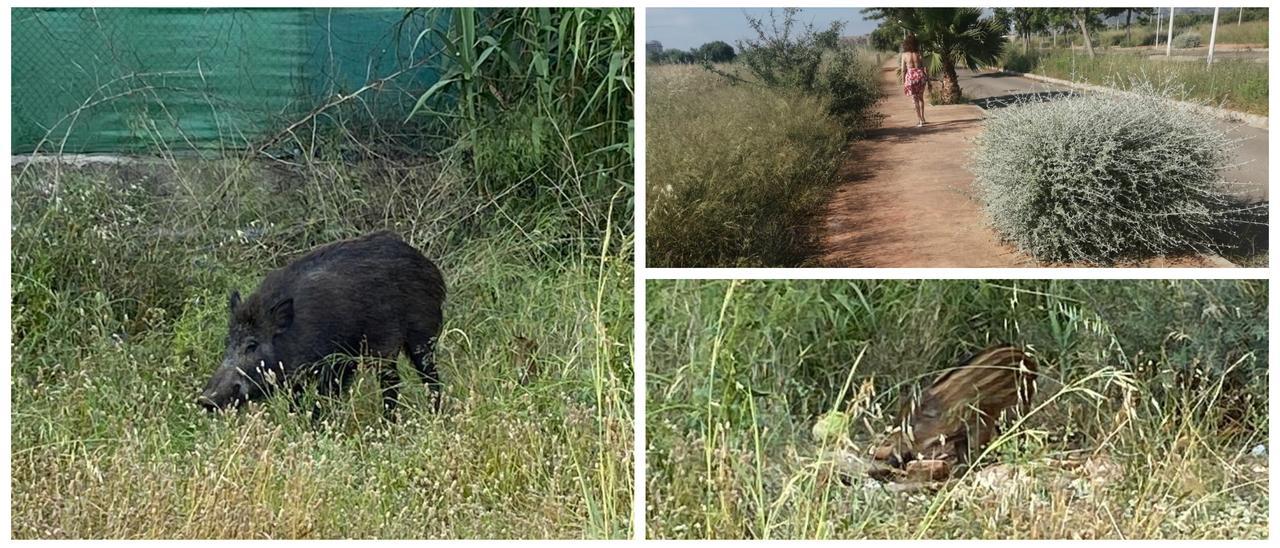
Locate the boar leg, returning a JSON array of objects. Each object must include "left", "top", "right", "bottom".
[
  {"left": 308, "top": 362, "right": 355, "bottom": 424},
  {"left": 406, "top": 333, "right": 441, "bottom": 412},
  {"left": 380, "top": 367, "right": 402, "bottom": 419}
]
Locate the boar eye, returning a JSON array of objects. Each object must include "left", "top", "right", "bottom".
[{"left": 245, "top": 341, "right": 259, "bottom": 353}]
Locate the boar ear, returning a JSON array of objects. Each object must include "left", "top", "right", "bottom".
[
  {"left": 270, "top": 298, "right": 293, "bottom": 333},
  {"left": 228, "top": 291, "right": 241, "bottom": 312}
]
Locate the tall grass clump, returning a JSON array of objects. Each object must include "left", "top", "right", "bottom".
[
  {"left": 11, "top": 7, "right": 632, "bottom": 539},
  {"left": 647, "top": 279, "right": 1267, "bottom": 539},
  {"left": 971, "top": 88, "right": 1240, "bottom": 264},
  {"left": 647, "top": 8, "right": 881, "bottom": 267},
  {"left": 646, "top": 67, "right": 846, "bottom": 267},
  {"left": 406, "top": 7, "right": 633, "bottom": 243}
]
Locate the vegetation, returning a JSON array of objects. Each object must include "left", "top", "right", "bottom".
[
  {"left": 1098, "top": 28, "right": 1157, "bottom": 47},
  {"left": 1172, "top": 31, "right": 1203, "bottom": 49},
  {"left": 1172, "top": 8, "right": 1268, "bottom": 28},
  {"left": 11, "top": 7, "right": 633, "bottom": 539},
  {"left": 990, "top": 9, "right": 1267, "bottom": 49},
  {"left": 696, "top": 41, "right": 736, "bottom": 63},
  {"left": 971, "top": 87, "right": 1240, "bottom": 265},
  {"left": 649, "top": 40, "right": 737, "bottom": 65},
  {"left": 999, "top": 47, "right": 1268, "bottom": 116},
  {"left": 647, "top": 279, "right": 1268, "bottom": 539},
  {"left": 730, "top": 9, "right": 881, "bottom": 136},
  {"left": 645, "top": 65, "right": 846, "bottom": 267},
  {"left": 1182, "top": 19, "right": 1269, "bottom": 45},
  {"left": 646, "top": 9, "right": 883, "bottom": 267},
  {"left": 651, "top": 48, "right": 695, "bottom": 64}
]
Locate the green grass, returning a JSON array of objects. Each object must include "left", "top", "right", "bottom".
[
  {"left": 647, "top": 280, "right": 1268, "bottom": 539},
  {"left": 1183, "top": 19, "right": 1269, "bottom": 45},
  {"left": 11, "top": 157, "right": 634, "bottom": 539},
  {"left": 1093, "top": 20, "right": 1269, "bottom": 49},
  {"left": 1002, "top": 48, "right": 1267, "bottom": 115},
  {"left": 1035, "top": 19, "right": 1268, "bottom": 51}
]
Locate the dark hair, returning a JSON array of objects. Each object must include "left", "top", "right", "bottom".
[{"left": 902, "top": 33, "right": 920, "bottom": 53}]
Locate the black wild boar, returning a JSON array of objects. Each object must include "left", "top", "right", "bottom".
[{"left": 198, "top": 231, "right": 445, "bottom": 416}]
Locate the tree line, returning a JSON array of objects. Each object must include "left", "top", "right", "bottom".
[
  {"left": 649, "top": 40, "right": 736, "bottom": 65},
  {"left": 873, "top": 8, "right": 1268, "bottom": 59}
]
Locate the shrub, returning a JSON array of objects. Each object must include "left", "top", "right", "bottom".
[
  {"left": 815, "top": 47, "right": 883, "bottom": 136},
  {"left": 971, "top": 88, "right": 1236, "bottom": 264},
  {"left": 1172, "top": 31, "right": 1202, "bottom": 48},
  {"left": 1000, "top": 46, "right": 1042, "bottom": 73},
  {"left": 696, "top": 40, "right": 736, "bottom": 63},
  {"left": 737, "top": 8, "right": 843, "bottom": 92}
]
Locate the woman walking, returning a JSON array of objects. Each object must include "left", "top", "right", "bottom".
[{"left": 901, "top": 33, "right": 927, "bottom": 127}]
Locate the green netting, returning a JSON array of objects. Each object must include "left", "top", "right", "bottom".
[{"left": 11, "top": 8, "right": 446, "bottom": 154}]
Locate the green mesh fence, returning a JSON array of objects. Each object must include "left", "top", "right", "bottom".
[{"left": 11, "top": 8, "right": 446, "bottom": 154}]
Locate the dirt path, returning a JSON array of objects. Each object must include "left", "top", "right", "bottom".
[
  {"left": 817, "top": 59, "right": 1227, "bottom": 268},
  {"left": 818, "top": 59, "right": 1028, "bottom": 267}
]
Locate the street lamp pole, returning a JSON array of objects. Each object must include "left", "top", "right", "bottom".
[{"left": 1207, "top": 7, "right": 1219, "bottom": 66}]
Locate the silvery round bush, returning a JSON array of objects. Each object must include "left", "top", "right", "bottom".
[
  {"left": 971, "top": 88, "right": 1235, "bottom": 264},
  {"left": 1172, "top": 31, "right": 1202, "bottom": 48}
]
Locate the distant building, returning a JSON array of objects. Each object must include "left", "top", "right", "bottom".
[{"left": 646, "top": 40, "right": 663, "bottom": 55}]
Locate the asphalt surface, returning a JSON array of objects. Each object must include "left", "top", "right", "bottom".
[{"left": 955, "top": 68, "right": 1268, "bottom": 203}]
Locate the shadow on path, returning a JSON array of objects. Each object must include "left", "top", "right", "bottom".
[
  {"left": 817, "top": 58, "right": 1028, "bottom": 267},
  {"left": 969, "top": 90, "right": 1073, "bottom": 110}
]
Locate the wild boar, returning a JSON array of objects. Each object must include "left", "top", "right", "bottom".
[
  {"left": 198, "top": 230, "right": 445, "bottom": 417},
  {"left": 872, "top": 344, "right": 1038, "bottom": 473}
]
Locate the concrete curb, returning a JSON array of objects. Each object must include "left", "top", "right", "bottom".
[
  {"left": 1201, "top": 254, "right": 1239, "bottom": 268},
  {"left": 998, "top": 69, "right": 1268, "bottom": 130}
]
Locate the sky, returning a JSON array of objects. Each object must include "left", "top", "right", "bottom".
[
  {"left": 646, "top": 8, "right": 878, "bottom": 51},
  {"left": 644, "top": 7, "right": 1216, "bottom": 52}
]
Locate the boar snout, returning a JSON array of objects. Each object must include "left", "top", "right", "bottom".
[{"left": 198, "top": 368, "right": 246, "bottom": 411}]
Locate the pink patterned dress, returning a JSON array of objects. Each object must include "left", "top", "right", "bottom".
[{"left": 904, "top": 67, "right": 927, "bottom": 98}]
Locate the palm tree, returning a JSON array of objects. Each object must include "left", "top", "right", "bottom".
[{"left": 894, "top": 8, "right": 1007, "bottom": 104}]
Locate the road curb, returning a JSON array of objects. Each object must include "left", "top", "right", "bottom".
[
  {"left": 1202, "top": 254, "right": 1239, "bottom": 268},
  {"left": 997, "top": 69, "right": 1269, "bottom": 130}
]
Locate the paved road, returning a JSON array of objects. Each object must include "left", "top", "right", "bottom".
[{"left": 955, "top": 68, "right": 1268, "bottom": 203}]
